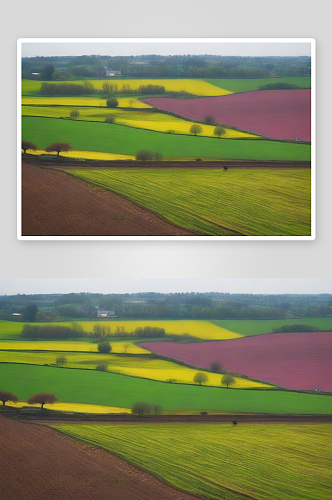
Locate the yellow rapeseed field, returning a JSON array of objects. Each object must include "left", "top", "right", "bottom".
[
  {"left": 0, "top": 320, "right": 239, "bottom": 340},
  {"left": 0, "top": 340, "right": 148, "bottom": 354},
  {"left": 84, "top": 79, "right": 231, "bottom": 96},
  {"left": 0, "top": 351, "right": 272, "bottom": 388},
  {"left": 22, "top": 96, "right": 152, "bottom": 108},
  {"left": 10, "top": 401, "right": 130, "bottom": 413},
  {"left": 25, "top": 149, "right": 135, "bottom": 161}
]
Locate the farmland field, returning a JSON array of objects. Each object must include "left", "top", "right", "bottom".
[
  {"left": 143, "top": 89, "right": 311, "bottom": 142},
  {"left": 140, "top": 331, "right": 332, "bottom": 392},
  {"left": 22, "top": 96, "right": 153, "bottom": 108},
  {"left": 22, "top": 105, "right": 260, "bottom": 139},
  {"left": 0, "top": 351, "right": 271, "bottom": 389},
  {"left": 56, "top": 423, "right": 332, "bottom": 500},
  {"left": 22, "top": 163, "right": 194, "bottom": 236},
  {"left": 211, "top": 317, "right": 332, "bottom": 336},
  {"left": 65, "top": 168, "right": 311, "bottom": 236},
  {"left": 1, "top": 363, "right": 331, "bottom": 414},
  {"left": 11, "top": 401, "right": 131, "bottom": 413},
  {"left": 22, "top": 117, "right": 311, "bottom": 161},
  {"left": 0, "top": 417, "right": 202, "bottom": 500},
  {"left": 205, "top": 76, "right": 311, "bottom": 93},
  {"left": 22, "top": 78, "right": 231, "bottom": 96},
  {"left": 0, "top": 340, "right": 148, "bottom": 354},
  {"left": 0, "top": 319, "right": 237, "bottom": 340}
]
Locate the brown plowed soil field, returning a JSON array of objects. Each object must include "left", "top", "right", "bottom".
[
  {"left": 21, "top": 162, "right": 196, "bottom": 236},
  {"left": 0, "top": 415, "right": 203, "bottom": 500}
]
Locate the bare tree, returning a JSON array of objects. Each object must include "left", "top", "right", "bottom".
[
  {"left": 22, "top": 141, "right": 38, "bottom": 154},
  {"left": 45, "top": 142, "right": 71, "bottom": 156},
  {"left": 210, "top": 361, "right": 223, "bottom": 372},
  {"left": 189, "top": 124, "right": 203, "bottom": 136},
  {"left": 27, "top": 393, "right": 58, "bottom": 409},
  {"left": 221, "top": 374, "right": 236, "bottom": 388},
  {"left": 193, "top": 372, "right": 209, "bottom": 386},
  {"left": 205, "top": 114, "right": 215, "bottom": 124},
  {"left": 0, "top": 391, "right": 18, "bottom": 406}
]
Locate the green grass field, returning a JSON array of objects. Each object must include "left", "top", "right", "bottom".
[
  {"left": 22, "top": 116, "right": 311, "bottom": 161},
  {"left": 1, "top": 364, "right": 331, "bottom": 413},
  {"left": 65, "top": 168, "right": 311, "bottom": 236},
  {"left": 55, "top": 423, "right": 331, "bottom": 500},
  {"left": 211, "top": 318, "right": 332, "bottom": 336},
  {"left": 205, "top": 77, "right": 311, "bottom": 93}
]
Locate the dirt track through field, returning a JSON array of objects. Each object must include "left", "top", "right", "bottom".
[
  {"left": 0, "top": 416, "right": 203, "bottom": 500},
  {"left": 22, "top": 162, "right": 196, "bottom": 236}
]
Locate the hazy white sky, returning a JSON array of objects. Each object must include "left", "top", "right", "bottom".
[
  {"left": 0, "top": 279, "right": 331, "bottom": 295},
  {"left": 21, "top": 41, "right": 312, "bottom": 58}
]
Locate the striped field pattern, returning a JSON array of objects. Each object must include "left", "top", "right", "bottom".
[
  {"left": 65, "top": 169, "right": 311, "bottom": 236},
  {"left": 55, "top": 423, "right": 332, "bottom": 500}
]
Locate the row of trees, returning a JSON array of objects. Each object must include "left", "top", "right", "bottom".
[
  {"left": 22, "top": 141, "right": 71, "bottom": 156},
  {"left": 0, "top": 391, "right": 57, "bottom": 409},
  {"left": 193, "top": 371, "right": 236, "bottom": 388},
  {"left": 21, "top": 323, "right": 84, "bottom": 339},
  {"left": 91, "top": 324, "right": 166, "bottom": 340}
]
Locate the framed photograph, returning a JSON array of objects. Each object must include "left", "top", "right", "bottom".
[{"left": 18, "top": 38, "right": 315, "bottom": 240}]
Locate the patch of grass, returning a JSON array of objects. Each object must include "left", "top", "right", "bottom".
[
  {"left": 22, "top": 116, "right": 311, "bottom": 161},
  {"left": 210, "top": 318, "right": 332, "bottom": 336},
  {"left": 205, "top": 77, "right": 311, "bottom": 93},
  {"left": 55, "top": 423, "right": 332, "bottom": 500},
  {"left": 65, "top": 168, "right": 311, "bottom": 236},
  {"left": 1, "top": 364, "right": 331, "bottom": 413}
]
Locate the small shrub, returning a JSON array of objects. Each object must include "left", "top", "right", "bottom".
[
  {"left": 96, "top": 361, "right": 108, "bottom": 371},
  {"left": 106, "top": 97, "right": 119, "bottom": 108},
  {"left": 98, "top": 341, "right": 112, "bottom": 354},
  {"left": 105, "top": 115, "right": 115, "bottom": 124},
  {"left": 132, "top": 401, "right": 152, "bottom": 415}
]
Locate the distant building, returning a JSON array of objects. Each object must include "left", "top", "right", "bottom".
[
  {"left": 106, "top": 69, "right": 121, "bottom": 77},
  {"left": 12, "top": 313, "right": 21, "bottom": 317},
  {"left": 314, "top": 387, "right": 321, "bottom": 392},
  {"left": 294, "top": 137, "right": 301, "bottom": 142},
  {"left": 97, "top": 309, "right": 115, "bottom": 318}
]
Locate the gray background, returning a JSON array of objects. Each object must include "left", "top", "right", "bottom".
[{"left": 3, "top": 0, "right": 330, "bottom": 279}]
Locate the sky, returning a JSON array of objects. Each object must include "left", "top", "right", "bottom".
[
  {"left": 0, "top": 279, "right": 331, "bottom": 296},
  {"left": 21, "top": 40, "right": 312, "bottom": 58}
]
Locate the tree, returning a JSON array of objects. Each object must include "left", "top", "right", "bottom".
[
  {"left": 45, "top": 142, "right": 71, "bottom": 156},
  {"left": 27, "top": 393, "right": 58, "bottom": 409},
  {"left": 56, "top": 355, "right": 67, "bottom": 367},
  {"left": 0, "top": 391, "right": 18, "bottom": 406},
  {"left": 70, "top": 110, "right": 80, "bottom": 120},
  {"left": 136, "top": 150, "right": 154, "bottom": 161},
  {"left": 210, "top": 361, "right": 223, "bottom": 372},
  {"left": 97, "top": 341, "right": 112, "bottom": 354},
  {"left": 22, "top": 141, "right": 38, "bottom": 154},
  {"left": 123, "top": 343, "right": 130, "bottom": 353},
  {"left": 132, "top": 402, "right": 152, "bottom": 415},
  {"left": 96, "top": 361, "right": 108, "bottom": 371},
  {"left": 221, "top": 374, "right": 236, "bottom": 388},
  {"left": 213, "top": 125, "right": 226, "bottom": 138},
  {"left": 106, "top": 97, "right": 119, "bottom": 108},
  {"left": 193, "top": 372, "right": 209, "bottom": 386},
  {"left": 22, "top": 303, "right": 38, "bottom": 322},
  {"left": 189, "top": 124, "right": 203, "bottom": 136},
  {"left": 205, "top": 114, "right": 215, "bottom": 124},
  {"left": 41, "top": 65, "right": 54, "bottom": 81},
  {"left": 153, "top": 404, "right": 163, "bottom": 415}
]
